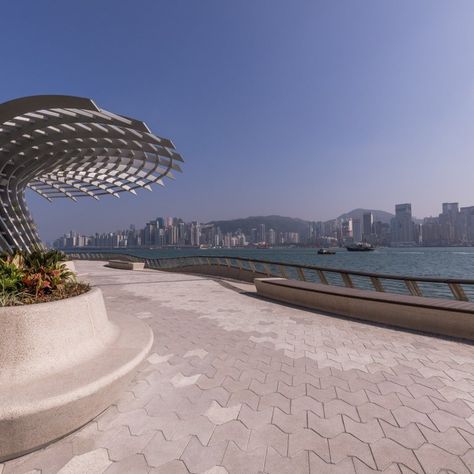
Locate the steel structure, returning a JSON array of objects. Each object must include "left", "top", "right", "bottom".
[{"left": 0, "top": 95, "right": 183, "bottom": 253}]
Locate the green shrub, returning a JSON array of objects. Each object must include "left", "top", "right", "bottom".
[{"left": 0, "top": 250, "right": 88, "bottom": 306}]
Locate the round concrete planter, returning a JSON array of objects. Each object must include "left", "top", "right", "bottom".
[{"left": 0, "top": 287, "right": 153, "bottom": 462}]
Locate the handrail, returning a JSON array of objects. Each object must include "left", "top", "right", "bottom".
[{"left": 65, "top": 250, "right": 474, "bottom": 302}]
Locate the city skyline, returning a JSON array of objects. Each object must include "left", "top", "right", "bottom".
[
  {"left": 3, "top": 2, "right": 474, "bottom": 242},
  {"left": 54, "top": 199, "right": 474, "bottom": 249}
]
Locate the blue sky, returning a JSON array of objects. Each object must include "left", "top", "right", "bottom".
[{"left": 1, "top": 1, "right": 474, "bottom": 241}]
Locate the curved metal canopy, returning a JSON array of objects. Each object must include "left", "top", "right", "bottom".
[{"left": 0, "top": 95, "right": 183, "bottom": 253}]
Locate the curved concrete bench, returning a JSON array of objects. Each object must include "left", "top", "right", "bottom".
[
  {"left": 0, "top": 288, "right": 153, "bottom": 462},
  {"left": 108, "top": 260, "right": 145, "bottom": 270},
  {"left": 255, "top": 278, "right": 474, "bottom": 341}
]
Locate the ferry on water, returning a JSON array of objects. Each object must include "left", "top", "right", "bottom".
[
  {"left": 346, "top": 242, "right": 375, "bottom": 252},
  {"left": 317, "top": 248, "right": 336, "bottom": 255}
]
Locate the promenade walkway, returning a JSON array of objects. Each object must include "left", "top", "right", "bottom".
[{"left": 2, "top": 261, "right": 474, "bottom": 473}]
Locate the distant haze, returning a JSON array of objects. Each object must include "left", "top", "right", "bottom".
[{"left": 3, "top": 1, "right": 474, "bottom": 242}]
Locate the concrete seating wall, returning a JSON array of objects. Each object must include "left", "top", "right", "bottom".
[
  {"left": 255, "top": 278, "right": 474, "bottom": 341},
  {"left": 0, "top": 288, "right": 153, "bottom": 462},
  {"left": 108, "top": 260, "right": 145, "bottom": 270}
]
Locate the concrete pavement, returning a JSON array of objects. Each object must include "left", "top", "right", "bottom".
[{"left": 2, "top": 260, "right": 474, "bottom": 473}]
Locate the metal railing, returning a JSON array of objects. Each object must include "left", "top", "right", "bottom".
[{"left": 66, "top": 251, "right": 474, "bottom": 302}]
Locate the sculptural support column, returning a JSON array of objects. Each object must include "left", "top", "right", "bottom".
[{"left": 0, "top": 95, "right": 183, "bottom": 253}]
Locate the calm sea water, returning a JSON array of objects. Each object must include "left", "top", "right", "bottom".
[{"left": 102, "top": 247, "right": 474, "bottom": 280}]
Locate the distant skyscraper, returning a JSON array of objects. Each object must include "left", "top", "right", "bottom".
[
  {"left": 341, "top": 218, "right": 353, "bottom": 242},
  {"left": 190, "top": 222, "right": 201, "bottom": 247},
  {"left": 460, "top": 206, "right": 474, "bottom": 243},
  {"left": 258, "top": 223, "right": 266, "bottom": 243},
  {"left": 362, "top": 212, "right": 373, "bottom": 241},
  {"left": 391, "top": 203, "right": 415, "bottom": 244},
  {"left": 442, "top": 202, "right": 459, "bottom": 215},
  {"left": 352, "top": 218, "right": 362, "bottom": 242},
  {"left": 268, "top": 228, "right": 276, "bottom": 245},
  {"left": 439, "top": 203, "right": 460, "bottom": 244}
]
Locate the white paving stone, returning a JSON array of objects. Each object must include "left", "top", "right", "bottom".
[
  {"left": 57, "top": 448, "right": 111, "bottom": 474},
  {"left": 184, "top": 348, "right": 208, "bottom": 359},
  {"left": 170, "top": 372, "right": 201, "bottom": 388},
  {"left": 204, "top": 467, "right": 229, "bottom": 474},
  {"left": 205, "top": 401, "right": 241, "bottom": 425},
  {"left": 147, "top": 352, "right": 173, "bottom": 364}
]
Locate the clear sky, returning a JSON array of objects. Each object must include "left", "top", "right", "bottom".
[{"left": 1, "top": 1, "right": 474, "bottom": 242}]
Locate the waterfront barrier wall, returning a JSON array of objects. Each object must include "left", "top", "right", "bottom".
[
  {"left": 67, "top": 251, "right": 474, "bottom": 301},
  {"left": 67, "top": 251, "right": 474, "bottom": 341}
]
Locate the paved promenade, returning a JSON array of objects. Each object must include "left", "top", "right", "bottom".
[{"left": 2, "top": 261, "right": 474, "bottom": 473}]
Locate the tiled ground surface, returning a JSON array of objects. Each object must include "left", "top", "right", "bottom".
[{"left": 2, "top": 260, "right": 474, "bottom": 474}]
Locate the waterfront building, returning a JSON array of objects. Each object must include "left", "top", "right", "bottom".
[
  {"left": 223, "top": 233, "right": 232, "bottom": 248},
  {"left": 439, "top": 202, "right": 460, "bottom": 244},
  {"left": 421, "top": 217, "right": 441, "bottom": 245},
  {"left": 341, "top": 218, "right": 353, "bottom": 243},
  {"left": 460, "top": 206, "right": 474, "bottom": 243},
  {"left": 391, "top": 203, "right": 415, "bottom": 245},
  {"left": 144, "top": 220, "right": 158, "bottom": 246},
  {"left": 362, "top": 212, "right": 374, "bottom": 242},
  {"left": 267, "top": 228, "right": 276, "bottom": 245},
  {"left": 352, "top": 218, "right": 362, "bottom": 242},
  {"left": 190, "top": 222, "right": 201, "bottom": 247},
  {"left": 250, "top": 228, "right": 257, "bottom": 244},
  {"left": 258, "top": 224, "right": 266, "bottom": 243}
]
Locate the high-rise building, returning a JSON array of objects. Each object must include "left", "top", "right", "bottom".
[
  {"left": 421, "top": 217, "right": 440, "bottom": 245},
  {"left": 352, "top": 219, "right": 362, "bottom": 242},
  {"left": 340, "top": 218, "right": 353, "bottom": 242},
  {"left": 267, "top": 228, "right": 276, "bottom": 245},
  {"left": 391, "top": 203, "right": 415, "bottom": 245},
  {"left": 258, "top": 224, "right": 266, "bottom": 243},
  {"left": 362, "top": 212, "right": 373, "bottom": 241},
  {"left": 439, "top": 203, "right": 460, "bottom": 244},
  {"left": 442, "top": 202, "right": 459, "bottom": 215},
  {"left": 190, "top": 221, "right": 201, "bottom": 247},
  {"left": 460, "top": 206, "right": 474, "bottom": 243}
]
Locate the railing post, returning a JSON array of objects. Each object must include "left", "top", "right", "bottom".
[
  {"left": 297, "top": 267, "right": 306, "bottom": 281},
  {"left": 448, "top": 283, "right": 468, "bottom": 301},
  {"left": 237, "top": 259, "right": 244, "bottom": 271},
  {"left": 316, "top": 269, "right": 329, "bottom": 285},
  {"left": 370, "top": 276, "right": 384, "bottom": 292},
  {"left": 263, "top": 263, "right": 272, "bottom": 277},
  {"left": 278, "top": 265, "right": 288, "bottom": 279},
  {"left": 405, "top": 280, "right": 422, "bottom": 297},
  {"left": 225, "top": 258, "right": 231, "bottom": 268},
  {"left": 248, "top": 261, "right": 257, "bottom": 273},
  {"left": 340, "top": 272, "right": 354, "bottom": 288}
]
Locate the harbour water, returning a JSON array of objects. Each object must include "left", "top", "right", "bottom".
[{"left": 104, "top": 247, "right": 474, "bottom": 280}]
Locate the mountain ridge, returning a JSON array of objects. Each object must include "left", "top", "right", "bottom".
[
  {"left": 337, "top": 208, "right": 394, "bottom": 224},
  {"left": 206, "top": 209, "right": 394, "bottom": 234}
]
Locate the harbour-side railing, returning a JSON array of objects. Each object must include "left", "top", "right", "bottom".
[{"left": 66, "top": 251, "right": 474, "bottom": 302}]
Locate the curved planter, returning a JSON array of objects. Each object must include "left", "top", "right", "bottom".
[{"left": 0, "top": 287, "right": 153, "bottom": 462}]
